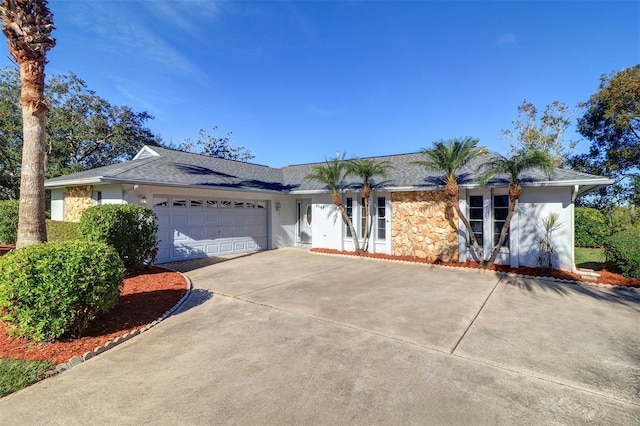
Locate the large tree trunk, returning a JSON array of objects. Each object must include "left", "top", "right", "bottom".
[
  {"left": 16, "top": 59, "right": 47, "bottom": 248},
  {"left": 486, "top": 183, "right": 521, "bottom": 268}
]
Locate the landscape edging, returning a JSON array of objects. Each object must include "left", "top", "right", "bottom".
[
  {"left": 54, "top": 267, "right": 193, "bottom": 374},
  {"left": 308, "top": 249, "right": 639, "bottom": 294}
]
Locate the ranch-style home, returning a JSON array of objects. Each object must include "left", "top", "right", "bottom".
[{"left": 46, "top": 145, "right": 613, "bottom": 271}]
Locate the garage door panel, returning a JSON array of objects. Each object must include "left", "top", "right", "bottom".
[{"left": 154, "top": 201, "right": 268, "bottom": 263}]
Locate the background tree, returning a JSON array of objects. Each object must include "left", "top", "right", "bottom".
[
  {"left": 570, "top": 64, "right": 640, "bottom": 208},
  {"left": 346, "top": 158, "right": 390, "bottom": 251},
  {"left": 167, "top": 127, "right": 254, "bottom": 162},
  {"left": 413, "top": 137, "right": 487, "bottom": 264},
  {"left": 0, "top": 67, "right": 159, "bottom": 199},
  {"left": 503, "top": 99, "right": 578, "bottom": 168},
  {"left": 306, "top": 156, "right": 361, "bottom": 253},
  {"left": 1, "top": 0, "right": 55, "bottom": 248},
  {"left": 0, "top": 67, "right": 22, "bottom": 199},
  {"left": 479, "top": 150, "right": 553, "bottom": 268}
]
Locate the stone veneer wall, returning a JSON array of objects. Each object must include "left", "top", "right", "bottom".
[
  {"left": 391, "top": 191, "right": 459, "bottom": 262},
  {"left": 64, "top": 185, "right": 94, "bottom": 222}
]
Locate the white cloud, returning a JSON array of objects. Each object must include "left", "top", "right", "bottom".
[{"left": 496, "top": 32, "right": 517, "bottom": 46}]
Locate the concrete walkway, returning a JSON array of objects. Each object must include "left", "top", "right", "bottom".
[{"left": 1, "top": 248, "right": 639, "bottom": 425}]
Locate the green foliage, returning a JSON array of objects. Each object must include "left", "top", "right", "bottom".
[
  {"left": 0, "top": 67, "right": 159, "bottom": 200},
  {"left": 604, "top": 229, "right": 640, "bottom": 278},
  {"left": 575, "top": 207, "right": 608, "bottom": 247},
  {"left": 503, "top": 100, "right": 578, "bottom": 167},
  {"left": 165, "top": 126, "right": 254, "bottom": 162},
  {"left": 0, "top": 200, "right": 19, "bottom": 244},
  {"left": 571, "top": 65, "right": 640, "bottom": 207},
  {"left": 0, "top": 241, "right": 124, "bottom": 341},
  {"left": 0, "top": 358, "right": 54, "bottom": 397},
  {"left": 413, "top": 137, "right": 487, "bottom": 185},
  {"left": 45, "top": 219, "right": 80, "bottom": 242},
  {"left": 608, "top": 205, "right": 640, "bottom": 234},
  {"left": 79, "top": 204, "right": 158, "bottom": 271}
]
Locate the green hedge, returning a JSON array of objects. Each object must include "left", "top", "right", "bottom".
[
  {"left": 45, "top": 220, "right": 80, "bottom": 242},
  {"left": 0, "top": 200, "right": 19, "bottom": 245},
  {"left": 79, "top": 204, "right": 158, "bottom": 272},
  {"left": 575, "top": 207, "right": 608, "bottom": 248},
  {"left": 605, "top": 229, "right": 640, "bottom": 278},
  {"left": 0, "top": 241, "right": 125, "bottom": 341}
]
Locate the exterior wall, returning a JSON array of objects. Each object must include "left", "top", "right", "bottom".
[
  {"left": 459, "top": 186, "right": 574, "bottom": 271},
  {"left": 64, "top": 185, "right": 93, "bottom": 222},
  {"left": 391, "top": 191, "right": 459, "bottom": 262},
  {"left": 50, "top": 188, "right": 65, "bottom": 221},
  {"left": 311, "top": 194, "right": 342, "bottom": 250},
  {"left": 516, "top": 186, "right": 574, "bottom": 271}
]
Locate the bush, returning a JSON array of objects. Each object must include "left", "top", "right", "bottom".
[
  {"left": 79, "top": 204, "right": 158, "bottom": 272},
  {"left": 46, "top": 220, "right": 80, "bottom": 242},
  {"left": 575, "top": 207, "right": 608, "bottom": 247},
  {"left": 609, "top": 205, "right": 640, "bottom": 234},
  {"left": 0, "top": 200, "right": 19, "bottom": 245},
  {"left": 604, "top": 229, "right": 640, "bottom": 278},
  {"left": 0, "top": 241, "right": 125, "bottom": 341}
]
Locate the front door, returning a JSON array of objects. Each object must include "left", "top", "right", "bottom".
[{"left": 297, "top": 199, "right": 312, "bottom": 244}]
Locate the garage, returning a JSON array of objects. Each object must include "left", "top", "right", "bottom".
[{"left": 153, "top": 195, "right": 268, "bottom": 263}]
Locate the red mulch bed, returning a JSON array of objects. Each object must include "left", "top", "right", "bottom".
[
  {"left": 0, "top": 267, "right": 187, "bottom": 364},
  {"left": 310, "top": 248, "right": 640, "bottom": 288}
]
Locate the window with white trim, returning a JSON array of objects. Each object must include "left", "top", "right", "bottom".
[
  {"left": 345, "top": 197, "right": 354, "bottom": 238},
  {"left": 377, "top": 197, "right": 386, "bottom": 240},
  {"left": 468, "top": 195, "right": 483, "bottom": 247},
  {"left": 493, "top": 194, "right": 509, "bottom": 248}
]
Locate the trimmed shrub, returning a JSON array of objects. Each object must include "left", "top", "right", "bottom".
[
  {"left": 0, "top": 241, "right": 125, "bottom": 341},
  {"left": 0, "top": 200, "right": 19, "bottom": 245},
  {"left": 604, "top": 229, "right": 640, "bottom": 278},
  {"left": 46, "top": 220, "right": 80, "bottom": 242},
  {"left": 79, "top": 204, "right": 158, "bottom": 272},
  {"left": 575, "top": 207, "right": 608, "bottom": 248}
]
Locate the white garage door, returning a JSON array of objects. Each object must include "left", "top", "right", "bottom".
[{"left": 153, "top": 195, "right": 268, "bottom": 263}]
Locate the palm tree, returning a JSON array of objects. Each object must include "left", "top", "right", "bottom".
[
  {"left": 1, "top": 0, "right": 55, "bottom": 248},
  {"left": 346, "top": 158, "right": 391, "bottom": 251},
  {"left": 479, "top": 149, "right": 553, "bottom": 268},
  {"left": 413, "top": 137, "right": 488, "bottom": 264},
  {"left": 306, "top": 156, "right": 362, "bottom": 253}
]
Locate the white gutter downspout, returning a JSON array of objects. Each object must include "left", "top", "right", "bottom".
[{"left": 571, "top": 185, "right": 579, "bottom": 272}]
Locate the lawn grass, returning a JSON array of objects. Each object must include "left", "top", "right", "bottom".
[
  {"left": 0, "top": 358, "right": 54, "bottom": 398},
  {"left": 575, "top": 247, "right": 606, "bottom": 270}
]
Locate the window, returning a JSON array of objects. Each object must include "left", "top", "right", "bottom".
[
  {"left": 377, "top": 197, "right": 386, "bottom": 240},
  {"left": 153, "top": 196, "right": 169, "bottom": 207},
  {"left": 219, "top": 200, "right": 232, "bottom": 208},
  {"left": 94, "top": 191, "right": 102, "bottom": 206},
  {"left": 493, "top": 195, "right": 509, "bottom": 248},
  {"left": 172, "top": 198, "right": 187, "bottom": 208},
  {"left": 306, "top": 204, "right": 312, "bottom": 225},
  {"left": 469, "top": 196, "right": 483, "bottom": 247},
  {"left": 206, "top": 200, "right": 218, "bottom": 208},
  {"left": 190, "top": 199, "right": 203, "bottom": 208},
  {"left": 234, "top": 201, "right": 245, "bottom": 209},
  {"left": 345, "top": 197, "right": 354, "bottom": 237},
  {"left": 361, "top": 198, "right": 367, "bottom": 237}
]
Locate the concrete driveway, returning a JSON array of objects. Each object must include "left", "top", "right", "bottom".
[{"left": 1, "top": 248, "right": 639, "bottom": 425}]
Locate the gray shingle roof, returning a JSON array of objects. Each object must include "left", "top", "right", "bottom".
[{"left": 45, "top": 145, "right": 614, "bottom": 194}]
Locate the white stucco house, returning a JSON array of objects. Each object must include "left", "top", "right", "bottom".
[{"left": 45, "top": 145, "right": 613, "bottom": 271}]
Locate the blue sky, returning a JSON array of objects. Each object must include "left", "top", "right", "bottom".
[{"left": 1, "top": 1, "right": 638, "bottom": 167}]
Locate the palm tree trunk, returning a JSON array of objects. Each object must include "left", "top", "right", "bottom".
[
  {"left": 333, "top": 192, "right": 361, "bottom": 253},
  {"left": 486, "top": 184, "right": 520, "bottom": 268},
  {"left": 16, "top": 59, "right": 47, "bottom": 248},
  {"left": 362, "top": 190, "right": 370, "bottom": 251},
  {"left": 453, "top": 202, "right": 484, "bottom": 266}
]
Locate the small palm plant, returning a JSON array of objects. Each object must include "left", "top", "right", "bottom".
[
  {"left": 479, "top": 149, "right": 553, "bottom": 268},
  {"left": 306, "top": 156, "right": 361, "bottom": 253},
  {"left": 413, "top": 137, "right": 488, "bottom": 264},
  {"left": 536, "top": 212, "right": 563, "bottom": 270},
  {"left": 346, "top": 158, "right": 391, "bottom": 251}
]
